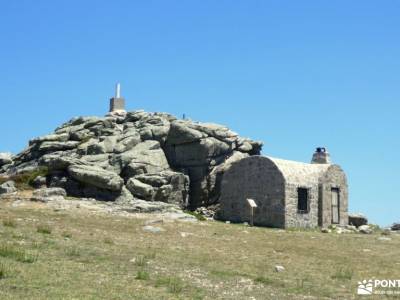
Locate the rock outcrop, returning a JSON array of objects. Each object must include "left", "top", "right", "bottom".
[
  {"left": 0, "top": 152, "right": 14, "bottom": 173},
  {"left": 1, "top": 111, "right": 262, "bottom": 208},
  {"left": 348, "top": 213, "right": 368, "bottom": 227},
  {"left": 0, "top": 180, "right": 17, "bottom": 195},
  {"left": 391, "top": 223, "right": 400, "bottom": 231}
]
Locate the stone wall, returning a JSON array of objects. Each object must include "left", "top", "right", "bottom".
[
  {"left": 218, "top": 156, "right": 286, "bottom": 227},
  {"left": 265, "top": 157, "right": 331, "bottom": 229},
  {"left": 284, "top": 183, "right": 319, "bottom": 229},
  {"left": 318, "top": 165, "right": 348, "bottom": 227},
  {"left": 218, "top": 155, "right": 347, "bottom": 229}
]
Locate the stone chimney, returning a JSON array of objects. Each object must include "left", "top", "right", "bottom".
[
  {"left": 311, "top": 147, "right": 331, "bottom": 164},
  {"left": 109, "top": 83, "right": 126, "bottom": 113}
]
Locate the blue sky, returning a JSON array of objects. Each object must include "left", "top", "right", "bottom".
[{"left": 0, "top": 1, "right": 399, "bottom": 226}]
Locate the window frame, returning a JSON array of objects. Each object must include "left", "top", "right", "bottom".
[{"left": 297, "top": 187, "right": 310, "bottom": 214}]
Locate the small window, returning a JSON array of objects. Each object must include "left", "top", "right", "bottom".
[{"left": 297, "top": 188, "right": 309, "bottom": 213}]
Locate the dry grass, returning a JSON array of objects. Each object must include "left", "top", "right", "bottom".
[{"left": 0, "top": 201, "right": 399, "bottom": 299}]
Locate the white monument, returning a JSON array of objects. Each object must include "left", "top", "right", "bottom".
[{"left": 109, "top": 83, "right": 126, "bottom": 113}]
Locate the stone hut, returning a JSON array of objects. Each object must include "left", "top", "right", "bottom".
[{"left": 218, "top": 148, "right": 348, "bottom": 228}]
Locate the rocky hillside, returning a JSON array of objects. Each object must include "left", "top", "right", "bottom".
[{"left": 0, "top": 111, "right": 262, "bottom": 209}]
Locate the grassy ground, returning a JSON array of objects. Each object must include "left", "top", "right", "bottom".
[{"left": 0, "top": 200, "right": 399, "bottom": 299}]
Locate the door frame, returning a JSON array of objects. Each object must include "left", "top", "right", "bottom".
[{"left": 331, "top": 187, "right": 340, "bottom": 224}]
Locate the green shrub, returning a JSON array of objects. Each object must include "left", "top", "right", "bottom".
[
  {"left": 0, "top": 245, "right": 37, "bottom": 263},
  {"left": 369, "top": 224, "right": 381, "bottom": 231},
  {"left": 2, "top": 219, "right": 16, "bottom": 228},
  {"left": 0, "top": 263, "right": 8, "bottom": 279},
  {"left": 168, "top": 277, "right": 184, "bottom": 294},
  {"left": 37, "top": 224, "right": 52, "bottom": 234},
  {"left": 185, "top": 211, "right": 207, "bottom": 221},
  {"left": 331, "top": 268, "right": 353, "bottom": 281},
  {"left": 135, "top": 269, "right": 150, "bottom": 280},
  {"left": 254, "top": 276, "right": 273, "bottom": 285},
  {"left": 103, "top": 237, "right": 114, "bottom": 245},
  {"left": 156, "top": 276, "right": 184, "bottom": 294}
]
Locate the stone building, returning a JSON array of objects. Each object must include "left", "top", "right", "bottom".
[{"left": 218, "top": 148, "right": 348, "bottom": 228}]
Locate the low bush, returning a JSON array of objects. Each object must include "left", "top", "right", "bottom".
[
  {"left": 135, "top": 269, "right": 150, "bottom": 280},
  {"left": 0, "top": 262, "right": 8, "bottom": 279},
  {"left": 184, "top": 211, "right": 206, "bottom": 221},
  {"left": 254, "top": 276, "right": 273, "bottom": 285},
  {"left": 0, "top": 245, "right": 37, "bottom": 263},
  {"left": 103, "top": 237, "right": 114, "bottom": 245},
  {"left": 331, "top": 268, "right": 353, "bottom": 281},
  {"left": 2, "top": 219, "right": 17, "bottom": 228},
  {"left": 156, "top": 276, "right": 184, "bottom": 294},
  {"left": 37, "top": 224, "right": 52, "bottom": 234}
]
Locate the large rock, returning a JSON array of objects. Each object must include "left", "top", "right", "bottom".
[
  {"left": 133, "top": 171, "right": 189, "bottom": 206},
  {"left": 167, "top": 121, "right": 205, "bottom": 144},
  {"left": 86, "top": 136, "right": 118, "bottom": 154},
  {"left": 167, "top": 137, "right": 231, "bottom": 167},
  {"left": 391, "top": 223, "right": 400, "bottom": 231},
  {"left": 38, "top": 141, "right": 79, "bottom": 152},
  {"left": 126, "top": 178, "right": 154, "bottom": 200},
  {"left": 69, "top": 129, "right": 95, "bottom": 141},
  {"left": 31, "top": 187, "right": 67, "bottom": 202},
  {"left": 0, "top": 153, "right": 13, "bottom": 167},
  {"left": 32, "top": 176, "right": 47, "bottom": 188},
  {"left": 29, "top": 133, "right": 70, "bottom": 145},
  {"left": 207, "top": 151, "right": 250, "bottom": 204},
  {"left": 163, "top": 119, "right": 262, "bottom": 207},
  {"left": 348, "top": 213, "right": 368, "bottom": 227},
  {"left": 136, "top": 114, "right": 171, "bottom": 144},
  {"left": 358, "top": 225, "right": 373, "bottom": 234},
  {"left": 39, "top": 153, "right": 79, "bottom": 171},
  {"left": 33, "top": 187, "right": 67, "bottom": 198},
  {"left": 8, "top": 160, "right": 40, "bottom": 175},
  {"left": 0, "top": 110, "right": 262, "bottom": 209},
  {"left": 114, "top": 133, "right": 141, "bottom": 153},
  {"left": 115, "top": 186, "right": 134, "bottom": 204},
  {"left": 67, "top": 164, "right": 124, "bottom": 191},
  {"left": 121, "top": 199, "right": 180, "bottom": 213},
  {"left": 113, "top": 141, "right": 170, "bottom": 177},
  {"left": 0, "top": 181, "right": 17, "bottom": 195}
]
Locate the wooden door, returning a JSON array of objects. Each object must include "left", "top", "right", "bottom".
[{"left": 331, "top": 188, "right": 340, "bottom": 224}]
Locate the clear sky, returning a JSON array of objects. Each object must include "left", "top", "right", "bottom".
[{"left": 1, "top": 1, "right": 399, "bottom": 226}]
